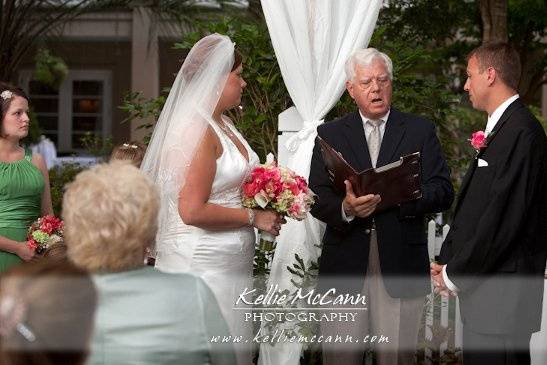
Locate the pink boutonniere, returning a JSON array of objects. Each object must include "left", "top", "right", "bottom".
[{"left": 469, "top": 131, "right": 487, "bottom": 151}]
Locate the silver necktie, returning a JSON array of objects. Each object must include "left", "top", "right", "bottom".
[{"left": 367, "top": 119, "right": 382, "bottom": 168}]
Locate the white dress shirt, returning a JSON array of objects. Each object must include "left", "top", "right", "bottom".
[
  {"left": 442, "top": 94, "right": 519, "bottom": 293},
  {"left": 362, "top": 109, "right": 389, "bottom": 143},
  {"left": 485, "top": 94, "right": 519, "bottom": 136},
  {"left": 341, "top": 110, "right": 391, "bottom": 222}
]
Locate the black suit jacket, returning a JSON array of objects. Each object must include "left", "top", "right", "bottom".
[
  {"left": 439, "top": 99, "right": 547, "bottom": 335},
  {"left": 310, "top": 109, "right": 454, "bottom": 298}
]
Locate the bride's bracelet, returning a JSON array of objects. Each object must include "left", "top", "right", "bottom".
[{"left": 246, "top": 208, "right": 255, "bottom": 227}]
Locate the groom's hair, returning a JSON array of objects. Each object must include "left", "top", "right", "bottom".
[
  {"left": 467, "top": 42, "right": 521, "bottom": 91},
  {"left": 345, "top": 48, "right": 393, "bottom": 82}
]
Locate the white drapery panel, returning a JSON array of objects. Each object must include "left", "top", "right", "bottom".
[{"left": 258, "top": 1, "right": 382, "bottom": 364}]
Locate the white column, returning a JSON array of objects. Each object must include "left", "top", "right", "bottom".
[
  {"left": 277, "top": 106, "right": 303, "bottom": 166},
  {"left": 130, "top": 7, "right": 159, "bottom": 141}
]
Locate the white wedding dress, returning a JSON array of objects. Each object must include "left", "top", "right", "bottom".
[{"left": 155, "top": 119, "right": 259, "bottom": 365}]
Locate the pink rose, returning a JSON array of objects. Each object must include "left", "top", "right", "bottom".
[
  {"left": 27, "top": 239, "right": 38, "bottom": 251},
  {"left": 295, "top": 176, "right": 308, "bottom": 191},
  {"left": 252, "top": 166, "right": 266, "bottom": 176},
  {"left": 289, "top": 203, "right": 301, "bottom": 217},
  {"left": 469, "top": 131, "right": 486, "bottom": 150},
  {"left": 40, "top": 215, "right": 63, "bottom": 233},
  {"left": 243, "top": 182, "right": 259, "bottom": 197},
  {"left": 264, "top": 167, "right": 281, "bottom": 182},
  {"left": 265, "top": 180, "right": 283, "bottom": 198},
  {"left": 264, "top": 181, "right": 275, "bottom": 197},
  {"left": 287, "top": 182, "right": 300, "bottom": 196}
]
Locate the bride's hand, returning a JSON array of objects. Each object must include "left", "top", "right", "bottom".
[{"left": 253, "top": 210, "right": 285, "bottom": 236}]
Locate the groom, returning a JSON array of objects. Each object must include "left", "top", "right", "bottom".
[
  {"left": 309, "top": 48, "right": 454, "bottom": 365},
  {"left": 432, "top": 42, "right": 547, "bottom": 365}
]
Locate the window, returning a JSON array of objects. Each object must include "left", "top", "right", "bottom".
[
  {"left": 185, "top": 0, "right": 249, "bottom": 9},
  {"left": 20, "top": 70, "right": 112, "bottom": 153},
  {"left": 71, "top": 79, "right": 104, "bottom": 149},
  {"left": 27, "top": 81, "right": 60, "bottom": 146}
]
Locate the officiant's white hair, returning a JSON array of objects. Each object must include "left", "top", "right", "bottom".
[{"left": 345, "top": 48, "right": 393, "bottom": 81}]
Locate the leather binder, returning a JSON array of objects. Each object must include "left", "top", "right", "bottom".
[{"left": 317, "top": 136, "right": 422, "bottom": 211}]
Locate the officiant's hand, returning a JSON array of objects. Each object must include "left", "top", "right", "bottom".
[{"left": 342, "top": 180, "right": 381, "bottom": 218}]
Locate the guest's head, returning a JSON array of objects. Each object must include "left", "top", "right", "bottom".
[
  {"left": 345, "top": 48, "right": 393, "bottom": 120},
  {"left": 464, "top": 42, "right": 521, "bottom": 114},
  {"left": 0, "top": 82, "right": 30, "bottom": 141},
  {"left": 63, "top": 161, "right": 159, "bottom": 273},
  {"left": 0, "top": 260, "right": 96, "bottom": 365},
  {"left": 110, "top": 141, "right": 146, "bottom": 167}
]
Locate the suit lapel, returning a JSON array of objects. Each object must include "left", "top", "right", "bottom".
[
  {"left": 377, "top": 109, "right": 405, "bottom": 166},
  {"left": 477, "top": 98, "right": 522, "bottom": 159},
  {"left": 343, "top": 111, "right": 371, "bottom": 172},
  {"left": 456, "top": 99, "right": 523, "bottom": 212},
  {"left": 454, "top": 160, "right": 476, "bottom": 213}
]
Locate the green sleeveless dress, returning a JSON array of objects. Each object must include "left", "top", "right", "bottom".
[{"left": 0, "top": 148, "right": 44, "bottom": 273}]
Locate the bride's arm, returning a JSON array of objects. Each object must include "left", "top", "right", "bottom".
[{"left": 178, "top": 127, "right": 280, "bottom": 234}]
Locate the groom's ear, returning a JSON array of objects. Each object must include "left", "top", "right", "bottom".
[{"left": 486, "top": 66, "right": 497, "bottom": 86}]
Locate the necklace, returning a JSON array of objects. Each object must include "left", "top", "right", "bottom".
[{"left": 217, "top": 121, "right": 235, "bottom": 138}]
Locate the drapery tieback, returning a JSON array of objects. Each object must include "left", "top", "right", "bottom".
[{"left": 285, "top": 119, "right": 324, "bottom": 152}]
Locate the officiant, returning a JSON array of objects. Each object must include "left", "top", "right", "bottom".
[{"left": 309, "top": 48, "right": 454, "bottom": 365}]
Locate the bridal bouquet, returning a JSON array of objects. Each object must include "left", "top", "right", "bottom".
[
  {"left": 242, "top": 157, "right": 315, "bottom": 253},
  {"left": 26, "top": 215, "right": 64, "bottom": 254}
]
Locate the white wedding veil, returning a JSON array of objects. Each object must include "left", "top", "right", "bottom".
[{"left": 140, "top": 34, "right": 236, "bottom": 254}]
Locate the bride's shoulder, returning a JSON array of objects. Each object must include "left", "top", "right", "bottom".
[
  {"left": 204, "top": 125, "right": 221, "bottom": 144},
  {"left": 199, "top": 125, "right": 223, "bottom": 158}
]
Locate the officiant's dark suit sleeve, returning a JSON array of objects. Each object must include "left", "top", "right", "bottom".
[{"left": 398, "top": 123, "right": 454, "bottom": 218}]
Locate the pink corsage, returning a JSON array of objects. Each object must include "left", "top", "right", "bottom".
[{"left": 469, "top": 131, "right": 487, "bottom": 151}]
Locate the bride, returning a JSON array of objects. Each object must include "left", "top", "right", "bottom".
[{"left": 141, "top": 34, "right": 283, "bottom": 364}]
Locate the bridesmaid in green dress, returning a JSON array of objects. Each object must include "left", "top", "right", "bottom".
[{"left": 0, "top": 83, "right": 53, "bottom": 273}]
